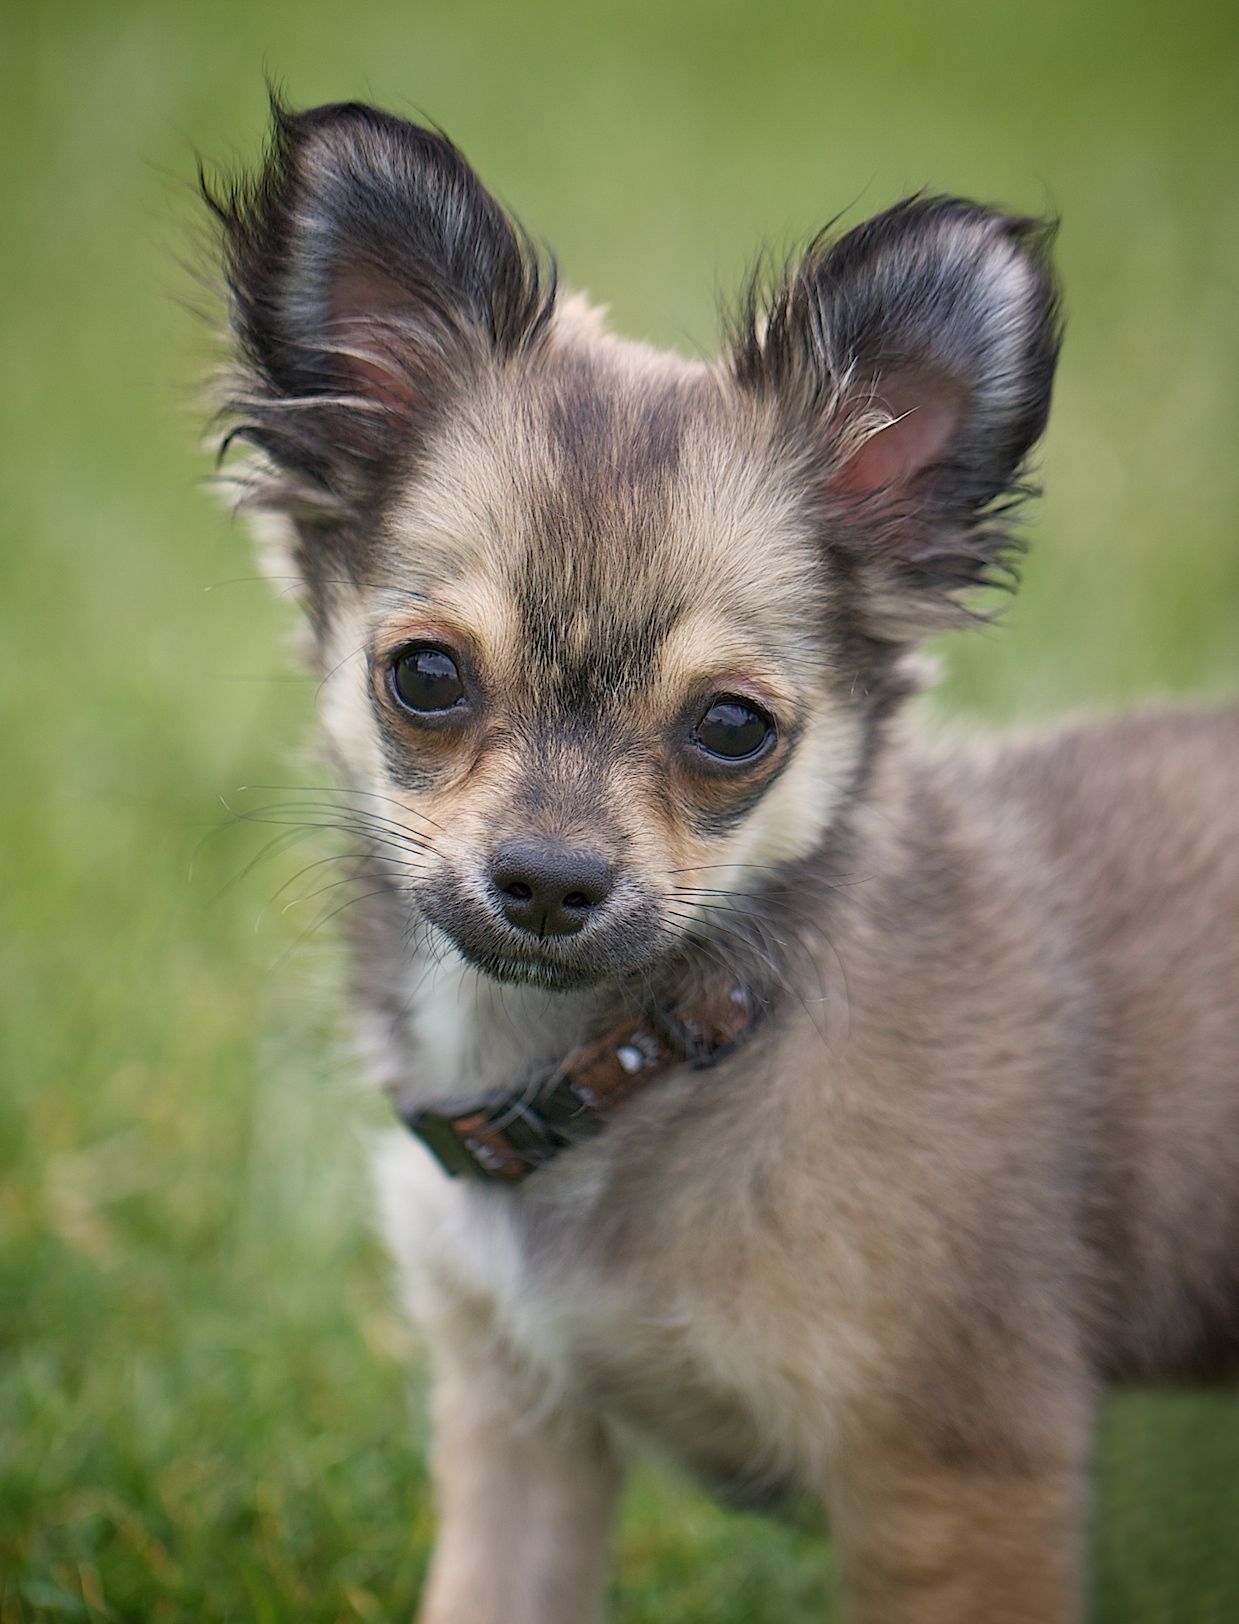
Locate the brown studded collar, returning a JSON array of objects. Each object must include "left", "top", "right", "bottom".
[{"left": 399, "top": 982, "right": 761, "bottom": 1183}]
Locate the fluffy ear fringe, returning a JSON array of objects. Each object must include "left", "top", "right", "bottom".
[
  {"left": 731, "top": 196, "right": 1062, "bottom": 638},
  {"left": 200, "top": 94, "right": 556, "bottom": 526}
]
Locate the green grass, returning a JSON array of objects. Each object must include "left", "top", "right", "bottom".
[{"left": 2, "top": 0, "right": 1238, "bottom": 1617}]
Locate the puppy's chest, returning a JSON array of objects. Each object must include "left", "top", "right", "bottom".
[
  {"left": 376, "top": 955, "right": 851, "bottom": 1495},
  {"left": 394, "top": 1140, "right": 824, "bottom": 1498}
]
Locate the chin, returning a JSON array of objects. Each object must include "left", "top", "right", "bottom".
[{"left": 464, "top": 951, "right": 609, "bottom": 991}]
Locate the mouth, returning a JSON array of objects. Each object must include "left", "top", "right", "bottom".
[{"left": 420, "top": 887, "right": 664, "bottom": 992}]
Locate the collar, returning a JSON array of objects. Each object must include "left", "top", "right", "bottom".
[{"left": 399, "top": 981, "right": 761, "bottom": 1183}]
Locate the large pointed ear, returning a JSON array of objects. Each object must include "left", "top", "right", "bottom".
[
  {"left": 202, "top": 97, "right": 554, "bottom": 518},
  {"left": 732, "top": 197, "right": 1061, "bottom": 637}
]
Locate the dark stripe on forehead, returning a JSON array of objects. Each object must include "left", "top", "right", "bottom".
[
  {"left": 512, "top": 362, "right": 701, "bottom": 711},
  {"left": 543, "top": 350, "right": 690, "bottom": 490},
  {"left": 515, "top": 564, "right": 687, "bottom": 711}
]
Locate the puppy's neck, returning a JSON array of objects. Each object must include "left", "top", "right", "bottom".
[{"left": 392, "top": 946, "right": 610, "bottom": 1114}]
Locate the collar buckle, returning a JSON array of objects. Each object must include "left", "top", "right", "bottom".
[{"left": 400, "top": 1107, "right": 488, "bottom": 1179}]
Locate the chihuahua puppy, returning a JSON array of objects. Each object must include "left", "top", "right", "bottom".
[{"left": 204, "top": 98, "right": 1239, "bottom": 1623}]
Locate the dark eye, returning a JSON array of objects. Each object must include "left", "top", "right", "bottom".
[
  {"left": 692, "top": 697, "right": 775, "bottom": 762},
  {"left": 391, "top": 645, "right": 467, "bottom": 715}
]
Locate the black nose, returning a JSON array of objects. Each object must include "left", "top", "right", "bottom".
[{"left": 490, "top": 840, "right": 613, "bottom": 938}]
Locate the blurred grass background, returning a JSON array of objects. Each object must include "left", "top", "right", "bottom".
[{"left": 2, "top": 0, "right": 1238, "bottom": 1618}]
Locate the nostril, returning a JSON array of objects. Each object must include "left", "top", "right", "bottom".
[
  {"left": 562, "top": 890, "right": 590, "bottom": 910},
  {"left": 503, "top": 880, "right": 533, "bottom": 902}
]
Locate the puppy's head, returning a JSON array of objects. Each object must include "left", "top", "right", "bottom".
[{"left": 206, "top": 99, "right": 1059, "bottom": 991}]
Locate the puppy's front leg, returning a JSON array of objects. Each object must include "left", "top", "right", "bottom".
[
  {"left": 828, "top": 1438, "right": 1090, "bottom": 1624},
  {"left": 417, "top": 1330, "right": 621, "bottom": 1624}
]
